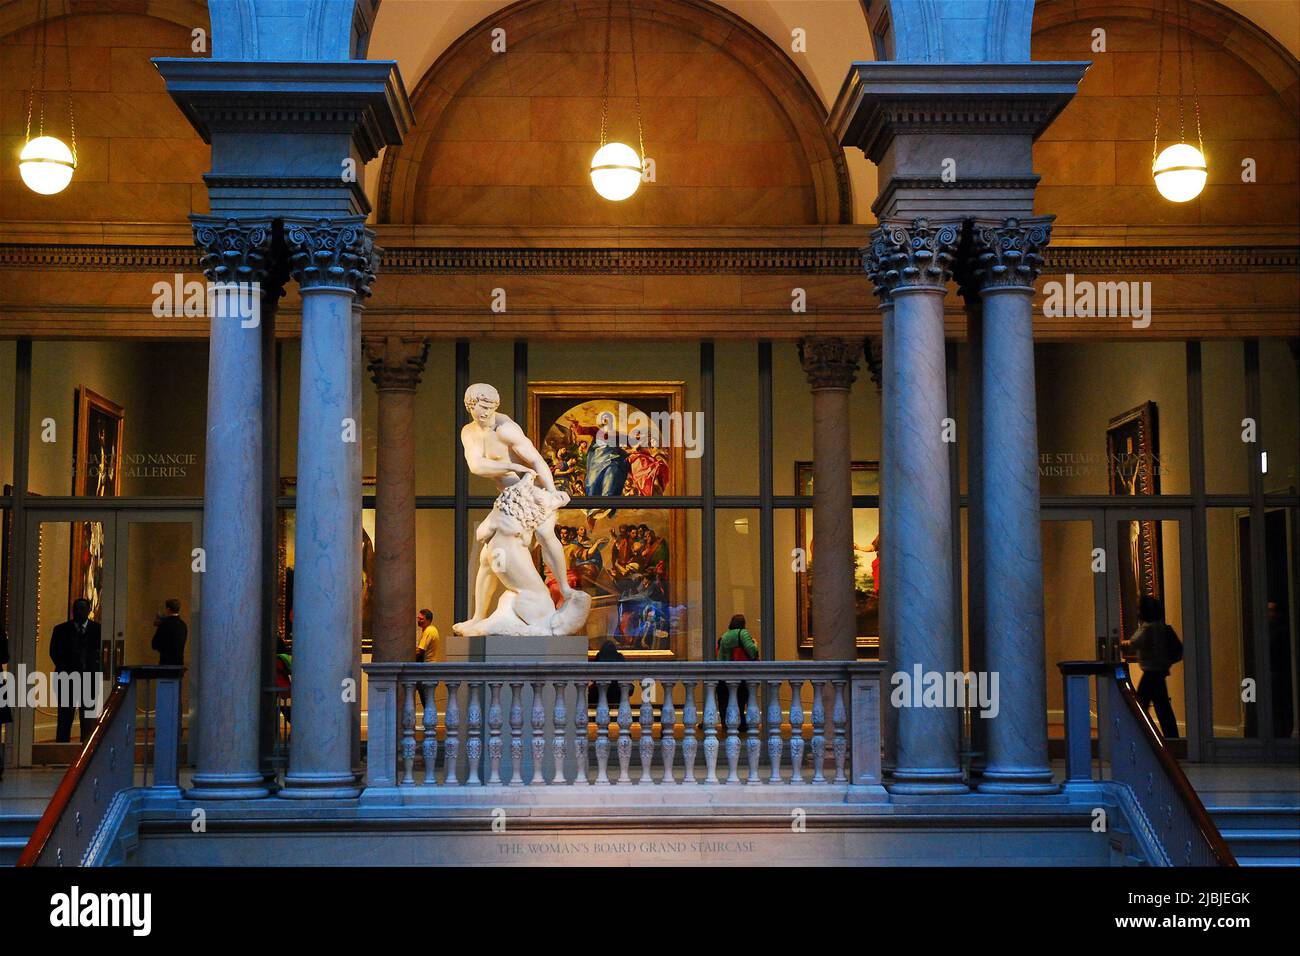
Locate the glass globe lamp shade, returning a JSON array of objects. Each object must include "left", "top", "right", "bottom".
[
  {"left": 1152, "top": 142, "right": 1206, "bottom": 203},
  {"left": 19, "top": 135, "right": 76, "bottom": 195},
  {"left": 590, "top": 142, "right": 643, "bottom": 201}
]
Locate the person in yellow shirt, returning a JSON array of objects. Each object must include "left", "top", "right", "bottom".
[
  {"left": 416, "top": 609, "right": 439, "bottom": 662},
  {"left": 415, "top": 608, "right": 439, "bottom": 711}
]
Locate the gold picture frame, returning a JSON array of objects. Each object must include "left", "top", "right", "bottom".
[{"left": 528, "top": 381, "right": 687, "bottom": 659}]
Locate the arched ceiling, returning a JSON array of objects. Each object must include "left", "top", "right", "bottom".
[{"left": 362, "top": 0, "right": 1298, "bottom": 223}]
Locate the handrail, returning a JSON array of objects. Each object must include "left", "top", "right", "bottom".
[
  {"left": 1058, "top": 659, "right": 1235, "bottom": 866},
  {"left": 17, "top": 671, "right": 132, "bottom": 867},
  {"left": 1108, "top": 664, "right": 1236, "bottom": 866},
  {"left": 17, "top": 665, "right": 185, "bottom": 868}
]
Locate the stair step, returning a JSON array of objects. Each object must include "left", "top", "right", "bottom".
[{"left": 1237, "top": 857, "right": 1300, "bottom": 868}]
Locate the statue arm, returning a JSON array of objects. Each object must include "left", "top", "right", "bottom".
[
  {"left": 499, "top": 421, "right": 558, "bottom": 492},
  {"left": 461, "top": 425, "right": 531, "bottom": 479}
]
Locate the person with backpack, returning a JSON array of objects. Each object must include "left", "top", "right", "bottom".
[
  {"left": 1122, "top": 594, "right": 1183, "bottom": 739},
  {"left": 716, "top": 614, "right": 759, "bottom": 733}
]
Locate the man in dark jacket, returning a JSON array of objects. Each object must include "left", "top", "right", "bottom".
[
  {"left": 50, "top": 598, "right": 102, "bottom": 742},
  {"left": 152, "top": 598, "right": 188, "bottom": 666},
  {"left": 1122, "top": 595, "right": 1180, "bottom": 739}
]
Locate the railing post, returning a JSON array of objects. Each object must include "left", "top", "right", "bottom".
[
  {"left": 151, "top": 669, "right": 184, "bottom": 792},
  {"left": 1059, "top": 661, "right": 1108, "bottom": 786},
  {"left": 849, "top": 668, "right": 882, "bottom": 786},
  {"left": 366, "top": 669, "right": 398, "bottom": 788}
]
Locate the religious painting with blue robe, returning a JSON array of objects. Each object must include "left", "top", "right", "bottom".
[{"left": 529, "top": 382, "right": 687, "bottom": 659}]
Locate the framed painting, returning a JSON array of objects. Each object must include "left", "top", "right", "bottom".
[
  {"left": 795, "top": 461, "right": 880, "bottom": 653},
  {"left": 528, "top": 381, "right": 687, "bottom": 659},
  {"left": 277, "top": 477, "right": 378, "bottom": 653},
  {"left": 1107, "top": 401, "right": 1163, "bottom": 642},
  {"left": 69, "top": 387, "right": 123, "bottom": 621}
]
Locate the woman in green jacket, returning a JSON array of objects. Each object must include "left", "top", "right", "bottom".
[{"left": 716, "top": 614, "right": 758, "bottom": 732}]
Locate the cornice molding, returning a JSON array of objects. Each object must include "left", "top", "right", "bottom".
[{"left": 0, "top": 243, "right": 1296, "bottom": 276}]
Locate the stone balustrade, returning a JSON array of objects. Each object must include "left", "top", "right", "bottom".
[{"left": 363, "top": 662, "right": 884, "bottom": 789}]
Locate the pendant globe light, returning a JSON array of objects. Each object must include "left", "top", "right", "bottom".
[
  {"left": 19, "top": 0, "right": 78, "bottom": 195},
  {"left": 590, "top": 0, "right": 645, "bottom": 201},
  {"left": 1151, "top": 0, "right": 1206, "bottom": 203}
]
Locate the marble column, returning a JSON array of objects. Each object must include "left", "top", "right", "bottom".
[
  {"left": 866, "top": 218, "right": 966, "bottom": 793},
  {"left": 187, "top": 217, "right": 279, "bottom": 799},
  {"left": 280, "top": 216, "right": 373, "bottom": 799},
  {"left": 364, "top": 336, "right": 430, "bottom": 663},
  {"left": 875, "top": 296, "right": 900, "bottom": 772},
  {"left": 957, "top": 266, "right": 987, "bottom": 775},
  {"left": 349, "top": 299, "right": 365, "bottom": 779},
  {"left": 969, "top": 217, "right": 1058, "bottom": 794},
  {"left": 799, "top": 338, "right": 861, "bottom": 662}
]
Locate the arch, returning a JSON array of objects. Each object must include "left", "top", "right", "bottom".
[
  {"left": 377, "top": 0, "right": 851, "bottom": 225},
  {"left": 0, "top": 0, "right": 208, "bottom": 42},
  {"left": 1034, "top": 0, "right": 1298, "bottom": 110}
]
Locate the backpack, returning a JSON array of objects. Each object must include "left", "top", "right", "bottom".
[{"left": 1163, "top": 624, "right": 1184, "bottom": 664}]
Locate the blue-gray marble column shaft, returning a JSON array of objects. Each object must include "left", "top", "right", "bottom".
[
  {"left": 189, "top": 285, "right": 270, "bottom": 799},
  {"left": 350, "top": 302, "right": 363, "bottom": 778},
  {"left": 282, "top": 284, "right": 362, "bottom": 798},
  {"left": 878, "top": 303, "right": 897, "bottom": 771},
  {"left": 889, "top": 287, "right": 966, "bottom": 792},
  {"left": 978, "top": 285, "right": 1056, "bottom": 793},
  {"left": 965, "top": 300, "right": 987, "bottom": 774}
]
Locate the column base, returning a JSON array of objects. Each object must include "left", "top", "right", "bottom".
[
  {"left": 977, "top": 769, "right": 1060, "bottom": 795},
  {"left": 279, "top": 772, "right": 363, "bottom": 800},
  {"left": 186, "top": 772, "right": 270, "bottom": 800},
  {"left": 888, "top": 767, "right": 968, "bottom": 794}
]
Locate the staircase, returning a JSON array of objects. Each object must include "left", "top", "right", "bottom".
[
  {"left": 0, "top": 813, "right": 40, "bottom": 866},
  {"left": 1208, "top": 804, "right": 1300, "bottom": 867}
]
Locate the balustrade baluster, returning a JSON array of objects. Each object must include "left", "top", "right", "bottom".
[
  {"left": 661, "top": 681, "right": 678, "bottom": 785},
  {"left": 444, "top": 681, "right": 461, "bottom": 786},
  {"left": 487, "top": 681, "right": 504, "bottom": 785},
  {"left": 811, "top": 679, "right": 826, "bottom": 784},
  {"left": 682, "top": 681, "right": 699, "bottom": 784},
  {"left": 723, "top": 679, "right": 741, "bottom": 783},
  {"left": 595, "top": 681, "right": 611, "bottom": 785},
  {"left": 639, "top": 680, "right": 655, "bottom": 784},
  {"left": 550, "top": 680, "right": 567, "bottom": 785},
  {"left": 745, "top": 681, "right": 762, "bottom": 783},
  {"left": 573, "top": 680, "right": 590, "bottom": 786},
  {"left": 466, "top": 682, "right": 483, "bottom": 786},
  {"left": 508, "top": 680, "right": 525, "bottom": 786},
  {"left": 788, "top": 680, "right": 805, "bottom": 784},
  {"left": 703, "top": 681, "right": 719, "bottom": 784},
  {"left": 530, "top": 680, "right": 546, "bottom": 785},
  {"left": 832, "top": 679, "right": 848, "bottom": 783},
  {"left": 422, "top": 681, "right": 438, "bottom": 785},
  {"left": 766, "top": 680, "right": 783, "bottom": 784},
  {"left": 401, "top": 681, "right": 416, "bottom": 786},
  {"left": 616, "top": 681, "right": 633, "bottom": 785}
]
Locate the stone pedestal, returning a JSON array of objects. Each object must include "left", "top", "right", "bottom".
[{"left": 444, "top": 635, "right": 589, "bottom": 784}]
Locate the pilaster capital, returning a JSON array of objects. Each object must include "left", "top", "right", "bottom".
[
  {"left": 965, "top": 216, "right": 1053, "bottom": 293},
  {"left": 863, "top": 336, "right": 883, "bottom": 395},
  {"left": 191, "top": 216, "right": 280, "bottom": 288},
  {"left": 365, "top": 335, "right": 430, "bottom": 391},
  {"left": 799, "top": 337, "right": 861, "bottom": 391},
  {"left": 283, "top": 216, "right": 377, "bottom": 296},
  {"left": 865, "top": 217, "right": 961, "bottom": 297}
]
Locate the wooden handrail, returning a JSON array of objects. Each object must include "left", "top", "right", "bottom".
[
  {"left": 1109, "top": 664, "right": 1237, "bottom": 867},
  {"left": 16, "top": 671, "right": 131, "bottom": 867}
]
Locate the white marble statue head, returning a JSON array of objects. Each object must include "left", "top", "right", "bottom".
[{"left": 464, "top": 382, "right": 501, "bottom": 426}]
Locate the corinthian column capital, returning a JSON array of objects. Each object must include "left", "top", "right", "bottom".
[
  {"left": 191, "top": 216, "right": 279, "bottom": 285},
  {"left": 799, "top": 336, "right": 861, "bottom": 390},
  {"left": 965, "top": 216, "right": 1053, "bottom": 293},
  {"left": 865, "top": 217, "right": 962, "bottom": 297},
  {"left": 283, "top": 215, "right": 377, "bottom": 296},
  {"left": 365, "top": 335, "right": 430, "bottom": 391}
]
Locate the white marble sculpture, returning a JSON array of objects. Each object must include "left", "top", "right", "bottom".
[{"left": 454, "top": 383, "right": 592, "bottom": 636}]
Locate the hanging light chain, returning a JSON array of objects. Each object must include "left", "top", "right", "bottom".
[
  {"left": 63, "top": 7, "right": 77, "bottom": 162},
  {"left": 1152, "top": 0, "right": 1166, "bottom": 164},
  {"left": 628, "top": 0, "right": 644, "bottom": 166},
  {"left": 599, "top": 0, "right": 613, "bottom": 149},
  {"left": 1187, "top": 0, "right": 1204, "bottom": 155}
]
